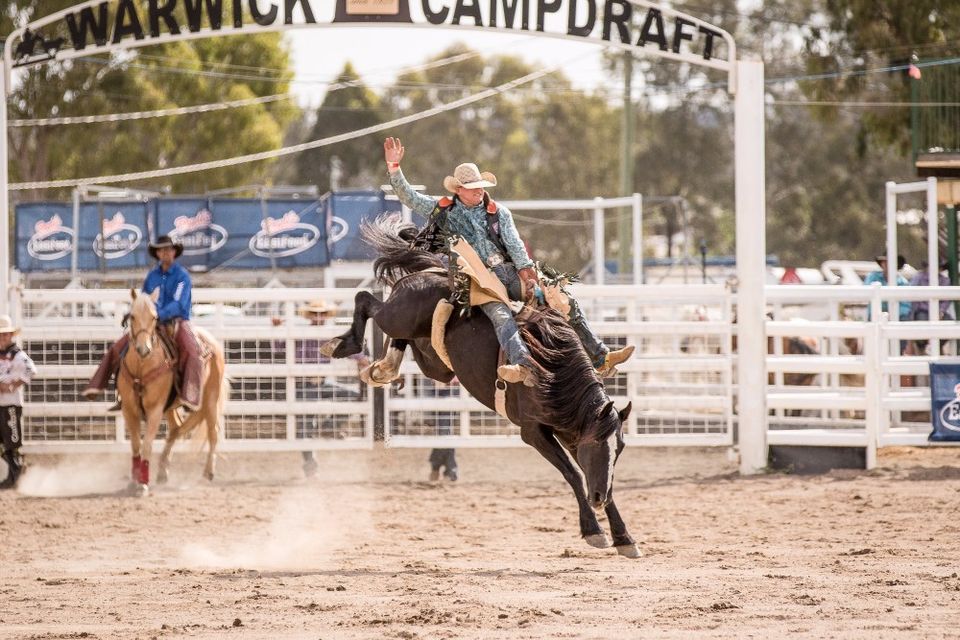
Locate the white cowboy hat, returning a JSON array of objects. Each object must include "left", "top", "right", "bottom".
[
  {"left": 0, "top": 315, "right": 20, "bottom": 334},
  {"left": 298, "top": 300, "right": 334, "bottom": 317},
  {"left": 442, "top": 162, "right": 498, "bottom": 193}
]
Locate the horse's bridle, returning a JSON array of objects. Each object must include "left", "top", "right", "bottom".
[{"left": 129, "top": 316, "right": 158, "bottom": 354}]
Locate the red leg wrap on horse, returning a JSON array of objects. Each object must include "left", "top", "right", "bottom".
[
  {"left": 137, "top": 458, "right": 149, "bottom": 485},
  {"left": 131, "top": 455, "right": 141, "bottom": 479},
  {"left": 175, "top": 321, "right": 203, "bottom": 408}
]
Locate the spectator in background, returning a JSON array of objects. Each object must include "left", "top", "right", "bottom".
[
  {"left": 907, "top": 259, "right": 954, "bottom": 355},
  {"left": 273, "top": 300, "right": 370, "bottom": 477},
  {"left": 864, "top": 254, "right": 911, "bottom": 321},
  {"left": 0, "top": 315, "right": 37, "bottom": 489},
  {"left": 428, "top": 378, "right": 459, "bottom": 482}
]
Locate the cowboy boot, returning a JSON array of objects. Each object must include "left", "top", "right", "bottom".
[
  {"left": 596, "top": 345, "right": 636, "bottom": 378},
  {"left": 81, "top": 335, "right": 128, "bottom": 400},
  {"left": 0, "top": 450, "right": 23, "bottom": 489},
  {"left": 176, "top": 322, "right": 203, "bottom": 412},
  {"left": 497, "top": 363, "right": 537, "bottom": 387}
]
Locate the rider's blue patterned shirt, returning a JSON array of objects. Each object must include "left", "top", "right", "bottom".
[{"left": 390, "top": 169, "right": 534, "bottom": 270}]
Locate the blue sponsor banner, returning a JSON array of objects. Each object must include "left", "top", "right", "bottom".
[
  {"left": 928, "top": 362, "right": 960, "bottom": 441},
  {"left": 17, "top": 196, "right": 332, "bottom": 272},
  {"left": 328, "top": 191, "right": 401, "bottom": 261},
  {"left": 79, "top": 201, "right": 150, "bottom": 270},
  {"left": 155, "top": 198, "right": 223, "bottom": 271},
  {"left": 16, "top": 202, "right": 75, "bottom": 271},
  {"left": 15, "top": 201, "right": 150, "bottom": 271}
]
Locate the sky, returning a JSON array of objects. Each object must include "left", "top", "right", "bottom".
[{"left": 284, "top": 26, "right": 622, "bottom": 108}]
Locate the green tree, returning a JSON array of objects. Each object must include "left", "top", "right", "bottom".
[
  {"left": 3, "top": 1, "right": 298, "bottom": 200},
  {"left": 293, "top": 62, "right": 384, "bottom": 192}
]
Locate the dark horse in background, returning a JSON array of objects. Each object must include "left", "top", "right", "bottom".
[{"left": 322, "top": 217, "right": 639, "bottom": 558}]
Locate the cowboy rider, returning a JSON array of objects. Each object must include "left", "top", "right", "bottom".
[
  {"left": 384, "top": 137, "right": 634, "bottom": 385},
  {"left": 81, "top": 235, "right": 203, "bottom": 411}
]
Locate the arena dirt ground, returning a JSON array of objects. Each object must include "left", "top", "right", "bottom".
[{"left": 1, "top": 444, "right": 959, "bottom": 639}]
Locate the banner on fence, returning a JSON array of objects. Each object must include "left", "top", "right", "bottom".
[
  {"left": 327, "top": 191, "right": 401, "bottom": 261},
  {"left": 16, "top": 195, "right": 341, "bottom": 272},
  {"left": 928, "top": 362, "right": 960, "bottom": 441}
]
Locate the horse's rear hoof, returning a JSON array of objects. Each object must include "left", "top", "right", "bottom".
[
  {"left": 319, "top": 338, "right": 341, "bottom": 358},
  {"left": 203, "top": 471, "right": 214, "bottom": 482},
  {"left": 584, "top": 533, "right": 611, "bottom": 549},
  {"left": 156, "top": 470, "right": 169, "bottom": 485},
  {"left": 616, "top": 543, "right": 642, "bottom": 558}
]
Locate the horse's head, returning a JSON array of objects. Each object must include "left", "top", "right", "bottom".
[
  {"left": 576, "top": 400, "right": 632, "bottom": 511},
  {"left": 129, "top": 288, "right": 160, "bottom": 357}
]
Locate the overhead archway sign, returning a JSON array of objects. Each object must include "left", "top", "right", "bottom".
[{"left": 5, "top": 0, "right": 735, "bottom": 85}]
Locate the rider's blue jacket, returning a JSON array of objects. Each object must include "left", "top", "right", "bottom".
[
  {"left": 390, "top": 169, "right": 534, "bottom": 270},
  {"left": 142, "top": 262, "right": 192, "bottom": 322}
]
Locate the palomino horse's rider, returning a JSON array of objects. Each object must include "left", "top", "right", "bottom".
[
  {"left": 81, "top": 235, "right": 204, "bottom": 411},
  {"left": 384, "top": 137, "right": 634, "bottom": 386}
]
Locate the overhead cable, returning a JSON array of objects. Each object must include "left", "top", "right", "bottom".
[{"left": 10, "top": 63, "right": 562, "bottom": 191}]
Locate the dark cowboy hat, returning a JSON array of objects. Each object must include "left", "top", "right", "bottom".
[
  {"left": 875, "top": 253, "right": 906, "bottom": 270},
  {"left": 148, "top": 235, "right": 184, "bottom": 260}
]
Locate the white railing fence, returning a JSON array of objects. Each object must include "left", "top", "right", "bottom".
[{"left": 13, "top": 283, "right": 960, "bottom": 464}]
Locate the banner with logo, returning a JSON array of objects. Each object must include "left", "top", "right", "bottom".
[
  {"left": 16, "top": 202, "right": 75, "bottom": 271},
  {"left": 154, "top": 198, "right": 329, "bottom": 270},
  {"left": 328, "top": 191, "right": 401, "bottom": 261},
  {"left": 928, "top": 362, "right": 960, "bottom": 441},
  {"left": 17, "top": 196, "right": 338, "bottom": 272},
  {"left": 155, "top": 199, "right": 226, "bottom": 271},
  {"left": 78, "top": 201, "right": 151, "bottom": 270}
]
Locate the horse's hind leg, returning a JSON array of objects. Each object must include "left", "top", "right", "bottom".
[
  {"left": 360, "top": 339, "right": 407, "bottom": 387},
  {"left": 604, "top": 492, "right": 641, "bottom": 558},
  {"left": 322, "top": 291, "right": 382, "bottom": 359},
  {"left": 520, "top": 424, "right": 609, "bottom": 549}
]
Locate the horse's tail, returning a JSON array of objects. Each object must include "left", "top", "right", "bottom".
[{"left": 361, "top": 214, "right": 445, "bottom": 286}]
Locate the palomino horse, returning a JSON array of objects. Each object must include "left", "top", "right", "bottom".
[
  {"left": 322, "top": 217, "right": 638, "bottom": 558},
  {"left": 121, "top": 289, "right": 227, "bottom": 495}
]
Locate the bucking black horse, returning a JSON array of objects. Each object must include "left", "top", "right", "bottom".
[{"left": 322, "top": 216, "right": 639, "bottom": 558}]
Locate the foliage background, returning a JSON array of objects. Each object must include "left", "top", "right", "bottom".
[{"left": 4, "top": 0, "right": 960, "bottom": 272}]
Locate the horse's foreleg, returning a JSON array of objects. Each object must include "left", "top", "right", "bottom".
[
  {"left": 604, "top": 492, "right": 641, "bottom": 558},
  {"left": 139, "top": 405, "right": 165, "bottom": 489},
  {"left": 120, "top": 398, "right": 146, "bottom": 492},
  {"left": 520, "top": 424, "right": 608, "bottom": 548},
  {"left": 322, "top": 291, "right": 382, "bottom": 359}
]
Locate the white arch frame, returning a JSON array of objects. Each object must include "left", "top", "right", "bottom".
[{"left": 0, "top": 0, "right": 767, "bottom": 473}]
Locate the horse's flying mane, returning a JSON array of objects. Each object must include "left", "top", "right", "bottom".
[{"left": 361, "top": 215, "right": 445, "bottom": 287}]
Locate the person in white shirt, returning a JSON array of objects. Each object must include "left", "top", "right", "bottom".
[{"left": 0, "top": 315, "right": 37, "bottom": 489}]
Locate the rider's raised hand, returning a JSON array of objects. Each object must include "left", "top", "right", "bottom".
[{"left": 384, "top": 137, "right": 404, "bottom": 172}]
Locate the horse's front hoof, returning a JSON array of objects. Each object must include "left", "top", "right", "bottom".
[
  {"left": 128, "top": 482, "right": 149, "bottom": 497},
  {"left": 319, "top": 338, "right": 341, "bottom": 358},
  {"left": 616, "top": 543, "right": 642, "bottom": 558},
  {"left": 584, "top": 533, "right": 611, "bottom": 549},
  {"left": 203, "top": 471, "right": 214, "bottom": 482},
  {"left": 156, "top": 469, "right": 169, "bottom": 484}
]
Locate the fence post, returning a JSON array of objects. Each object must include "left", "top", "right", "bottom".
[{"left": 864, "top": 317, "right": 880, "bottom": 469}]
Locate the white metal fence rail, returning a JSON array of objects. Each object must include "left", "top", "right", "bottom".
[{"left": 13, "top": 283, "right": 960, "bottom": 462}]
